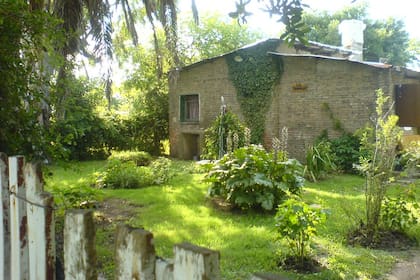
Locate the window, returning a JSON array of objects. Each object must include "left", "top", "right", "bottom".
[{"left": 180, "top": 94, "right": 199, "bottom": 122}]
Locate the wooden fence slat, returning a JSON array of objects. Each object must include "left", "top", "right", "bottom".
[
  {"left": 64, "top": 209, "right": 97, "bottom": 280},
  {"left": 0, "top": 153, "right": 10, "bottom": 280},
  {"left": 9, "top": 156, "right": 29, "bottom": 280},
  {"left": 25, "top": 163, "right": 55, "bottom": 280}
]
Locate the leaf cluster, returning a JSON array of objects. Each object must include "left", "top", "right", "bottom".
[
  {"left": 202, "top": 111, "right": 246, "bottom": 159},
  {"left": 302, "top": 4, "right": 412, "bottom": 66},
  {"left": 98, "top": 156, "right": 173, "bottom": 189},
  {"left": 381, "top": 186, "right": 419, "bottom": 232},
  {"left": 206, "top": 145, "right": 304, "bottom": 211},
  {"left": 0, "top": 1, "right": 64, "bottom": 159},
  {"left": 275, "top": 197, "right": 328, "bottom": 262},
  {"left": 305, "top": 140, "right": 336, "bottom": 182},
  {"left": 108, "top": 150, "right": 152, "bottom": 166},
  {"left": 358, "top": 89, "right": 402, "bottom": 234},
  {"left": 228, "top": 0, "right": 309, "bottom": 43}
]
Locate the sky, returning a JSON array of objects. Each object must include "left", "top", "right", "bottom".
[{"left": 184, "top": 0, "right": 420, "bottom": 40}]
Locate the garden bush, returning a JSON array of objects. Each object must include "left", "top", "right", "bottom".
[
  {"left": 99, "top": 157, "right": 173, "bottom": 189},
  {"left": 305, "top": 140, "right": 336, "bottom": 182},
  {"left": 149, "top": 157, "right": 173, "bottom": 184},
  {"left": 330, "top": 133, "right": 361, "bottom": 173},
  {"left": 381, "top": 185, "right": 419, "bottom": 232},
  {"left": 275, "top": 197, "right": 328, "bottom": 268},
  {"left": 206, "top": 145, "right": 304, "bottom": 210},
  {"left": 108, "top": 150, "right": 152, "bottom": 166},
  {"left": 399, "top": 141, "right": 420, "bottom": 175},
  {"left": 202, "top": 111, "right": 247, "bottom": 159},
  {"left": 99, "top": 160, "right": 153, "bottom": 189}
]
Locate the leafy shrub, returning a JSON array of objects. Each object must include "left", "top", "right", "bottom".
[
  {"left": 381, "top": 186, "right": 419, "bottom": 232},
  {"left": 400, "top": 141, "right": 420, "bottom": 175},
  {"left": 330, "top": 133, "right": 361, "bottom": 173},
  {"left": 202, "top": 111, "right": 246, "bottom": 159},
  {"left": 206, "top": 145, "right": 304, "bottom": 210},
  {"left": 99, "top": 157, "right": 173, "bottom": 189},
  {"left": 149, "top": 157, "right": 173, "bottom": 184},
  {"left": 108, "top": 150, "right": 152, "bottom": 166},
  {"left": 100, "top": 160, "right": 153, "bottom": 189},
  {"left": 50, "top": 184, "right": 102, "bottom": 216},
  {"left": 275, "top": 198, "right": 328, "bottom": 264},
  {"left": 305, "top": 140, "right": 336, "bottom": 182}
]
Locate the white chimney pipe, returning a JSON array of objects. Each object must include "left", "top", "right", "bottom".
[{"left": 339, "top": 19, "right": 366, "bottom": 62}]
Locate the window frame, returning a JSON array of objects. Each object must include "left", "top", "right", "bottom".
[{"left": 180, "top": 94, "right": 200, "bottom": 123}]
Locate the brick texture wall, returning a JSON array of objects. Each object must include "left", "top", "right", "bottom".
[{"left": 169, "top": 48, "right": 420, "bottom": 161}]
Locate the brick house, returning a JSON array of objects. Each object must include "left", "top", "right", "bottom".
[{"left": 169, "top": 20, "right": 420, "bottom": 160}]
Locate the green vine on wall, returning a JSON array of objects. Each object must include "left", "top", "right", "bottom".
[{"left": 226, "top": 40, "right": 283, "bottom": 143}]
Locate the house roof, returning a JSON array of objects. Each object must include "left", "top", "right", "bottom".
[
  {"left": 177, "top": 38, "right": 420, "bottom": 78},
  {"left": 177, "top": 38, "right": 358, "bottom": 72},
  {"left": 295, "top": 40, "right": 354, "bottom": 57},
  {"left": 177, "top": 38, "right": 282, "bottom": 71},
  {"left": 268, "top": 52, "right": 392, "bottom": 69},
  {"left": 269, "top": 52, "right": 420, "bottom": 79}
]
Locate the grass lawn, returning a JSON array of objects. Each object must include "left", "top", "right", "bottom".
[{"left": 45, "top": 160, "right": 420, "bottom": 280}]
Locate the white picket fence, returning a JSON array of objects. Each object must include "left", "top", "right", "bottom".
[{"left": 0, "top": 153, "right": 287, "bottom": 280}]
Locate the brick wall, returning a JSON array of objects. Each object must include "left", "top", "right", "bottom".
[{"left": 169, "top": 49, "right": 420, "bottom": 161}]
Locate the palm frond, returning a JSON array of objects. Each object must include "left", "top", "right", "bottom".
[
  {"left": 120, "top": 0, "right": 138, "bottom": 46},
  {"left": 84, "top": 0, "right": 113, "bottom": 59}
]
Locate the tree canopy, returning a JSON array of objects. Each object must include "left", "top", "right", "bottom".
[{"left": 302, "top": 4, "right": 412, "bottom": 65}]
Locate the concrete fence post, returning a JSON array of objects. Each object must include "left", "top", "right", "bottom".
[
  {"left": 9, "top": 156, "right": 29, "bottom": 280},
  {"left": 0, "top": 153, "right": 10, "bottom": 280},
  {"left": 115, "top": 225, "right": 156, "bottom": 280},
  {"left": 64, "top": 209, "right": 97, "bottom": 280},
  {"left": 25, "top": 162, "right": 55, "bottom": 280},
  {"left": 173, "top": 242, "right": 220, "bottom": 280},
  {"left": 156, "top": 258, "right": 174, "bottom": 280}
]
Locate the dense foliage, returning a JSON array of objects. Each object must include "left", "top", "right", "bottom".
[
  {"left": 98, "top": 157, "right": 172, "bottom": 189},
  {"left": 107, "top": 150, "right": 152, "bottom": 166},
  {"left": 226, "top": 40, "right": 283, "bottom": 143},
  {"left": 178, "top": 13, "right": 262, "bottom": 65},
  {"left": 329, "top": 133, "right": 361, "bottom": 173},
  {"left": 0, "top": 1, "right": 63, "bottom": 159},
  {"left": 305, "top": 140, "right": 336, "bottom": 182},
  {"left": 206, "top": 145, "right": 304, "bottom": 210},
  {"left": 202, "top": 111, "right": 247, "bottom": 159},
  {"left": 303, "top": 4, "right": 412, "bottom": 65},
  {"left": 381, "top": 187, "right": 419, "bottom": 232}
]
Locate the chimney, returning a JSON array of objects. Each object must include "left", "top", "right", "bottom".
[{"left": 339, "top": 19, "right": 366, "bottom": 62}]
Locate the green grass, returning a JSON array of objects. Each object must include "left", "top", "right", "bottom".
[{"left": 45, "top": 161, "right": 420, "bottom": 280}]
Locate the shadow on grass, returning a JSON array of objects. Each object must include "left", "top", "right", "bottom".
[{"left": 102, "top": 172, "right": 402, "bottom": 279}]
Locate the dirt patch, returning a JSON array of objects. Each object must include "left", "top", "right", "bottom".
[
  {"left": 95, "top": 198, "right": 143, "bottom": 225},
  {"left": 347, "top": 227, "right": 417, "bottom": 250},
  {"left": 279, "top": 255, "right": 324, "bottom": 274}
]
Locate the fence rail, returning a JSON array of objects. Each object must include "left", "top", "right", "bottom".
[{"left": 0, "top": 153, "right": 287, "bottom": 280}]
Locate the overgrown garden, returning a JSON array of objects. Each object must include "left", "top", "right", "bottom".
[{"left": 3, "top": 1, "right": 420, "bottom": 278}]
